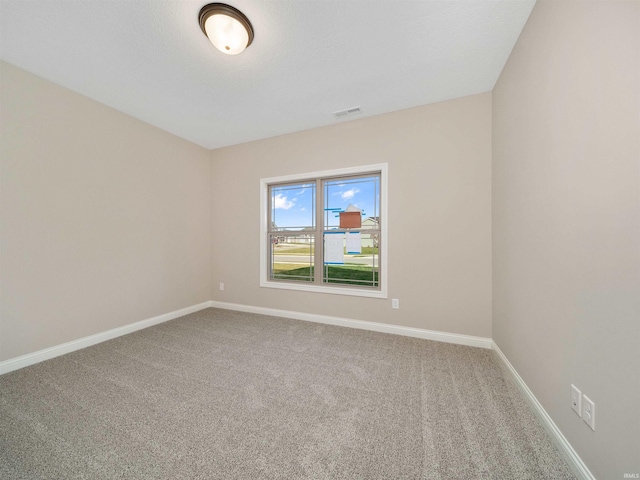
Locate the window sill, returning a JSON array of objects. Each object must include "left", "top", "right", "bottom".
[{"left": 260, "top": 279, "right": 387, "bottom": 299}]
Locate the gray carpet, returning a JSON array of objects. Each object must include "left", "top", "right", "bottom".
[{"left": 0, "top": 308, "right": 575, "bottom": 479}]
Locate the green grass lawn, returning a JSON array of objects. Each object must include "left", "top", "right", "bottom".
[{"left": 272, "top": 264, "right": 378, "bottom": 287}]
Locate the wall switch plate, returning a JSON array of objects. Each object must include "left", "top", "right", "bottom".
[
  {"left": 219, "top": 283, "right": 224, "bottom": 291},
  {"left": 571, "top": 384, "right": 582, "bottom": 416},
  {"left": 582, "top": 394, "right": 595, "bottom": 431},
  {"left": 392, "top": 298, "right": 400, "bottom": 309}
]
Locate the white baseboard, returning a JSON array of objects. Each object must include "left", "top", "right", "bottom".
[
  {"left": 209, "top": 300, "right": 492, "bottom": 349},
  {"left": 0, "top": 301, "right": 212, "bottom": 375},
  {"left": 492, "top": 342, "right": 595, "bottom": 480}
]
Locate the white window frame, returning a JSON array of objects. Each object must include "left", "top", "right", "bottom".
[{"left": 260, "top": 163, "right": 388, "bottom": 299}]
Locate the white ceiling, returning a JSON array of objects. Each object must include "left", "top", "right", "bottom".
[{"left": 0, "top": 0, "right": 536, "bottom": 150}]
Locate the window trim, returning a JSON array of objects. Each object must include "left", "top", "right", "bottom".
[{"left": 260, "top": 163, "right": 388, "bottom": 299}]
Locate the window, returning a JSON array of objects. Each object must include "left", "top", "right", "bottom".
[{"left": 260, "top": 164, "right": 387, "bottom": 298}]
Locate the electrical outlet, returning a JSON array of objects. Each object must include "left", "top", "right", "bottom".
[
  {"left": 219, "top": 282, "right": 224, "bottom": 291},
  {"left": 571, "top": 384, "right": 582, "bottom": 416},
  {"left": 392, "top": 298, "right": 400, "bottom": 309},
  {"left": 582, "top": 395, "right": 595, "bottom": 431}
]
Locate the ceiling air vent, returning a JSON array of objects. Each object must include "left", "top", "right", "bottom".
[{"left": 333, "top": 106, "right": 362, "bottom": 119}]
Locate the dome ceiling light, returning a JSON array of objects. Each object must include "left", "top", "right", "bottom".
[{"left": 198, "top": 3, "right": 254, "bottom": 55}]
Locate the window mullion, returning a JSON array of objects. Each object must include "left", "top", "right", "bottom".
[
  {"left": 267, "top": 185, "right": 273, "bottom": 279},
  {"left": 314, "top": 178, "right": 323, "bottom": 283}
]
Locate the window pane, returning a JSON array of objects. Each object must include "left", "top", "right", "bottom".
[
  {"left": 324, "top": 265, "right": 378, "bottom": 287},
  {"left": 322, "top": 233, "right": 378, "bottom": 287},
  {"left": 270, "top": 234, "right": 314, "bottom": 282},
  {"left": 324, "top": 175, "right": 379, "bottom": 229},
  {"left": 322, "top": 175, "right": 380, "bottom": 288},
  {"left": 271, "top": 183, "right": 315, "bottom": 231}
]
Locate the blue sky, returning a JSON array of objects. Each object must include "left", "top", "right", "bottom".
[{"left": 272, "top": 176, "right": 379, "bottom": 230}]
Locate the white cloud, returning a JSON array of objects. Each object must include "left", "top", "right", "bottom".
[
  {"left": 273, "top": 194, "right": 295, "bottom": 209},
  {"left": 297, "top": 184, "right": 313, "bottom": 194},
  {"left": 341, "top": 188, "right": 360, "bottom": 200}
]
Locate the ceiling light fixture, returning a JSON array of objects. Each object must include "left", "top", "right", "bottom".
[{"left": 199, "top": 3, "right": 254, "bottom": 55}]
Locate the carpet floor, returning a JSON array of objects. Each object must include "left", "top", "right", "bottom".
[{"left": 0, "top": 308, "right": 575, "bottom": 479}]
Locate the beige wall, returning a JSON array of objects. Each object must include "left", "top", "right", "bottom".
[
  {"left": 0, "top": 62, "right": 212, "bottom": 361},
  {"left": 492, "top": 1, "right": 640, "bottom": 478},
  {"left": 211, "top": 93, "right": 493, "bottom": 338}
]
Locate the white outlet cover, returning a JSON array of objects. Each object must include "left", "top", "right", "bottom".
[
  {"left": 582, "top": 394, "right": 595, "bottom": 431},
  {"left": 571, "top": 384, "right": 582, "bottom": 416}
]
